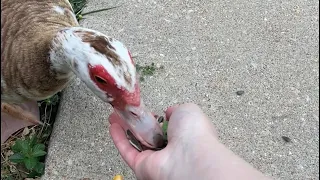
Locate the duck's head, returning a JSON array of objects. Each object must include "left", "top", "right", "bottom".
[{"left": 50, "top": 27, "right": 165, "bottom": 149}]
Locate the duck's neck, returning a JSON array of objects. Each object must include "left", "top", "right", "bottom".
[
  {"left": 49, "top": 28, "right": 90, "bottom": 79},
  {"left": 48, "top": 48, "right": 76, "bottom": 80}
]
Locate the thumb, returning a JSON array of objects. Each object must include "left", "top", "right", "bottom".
[
  {"left": 164, "top": 104, "right": 180, "bottom": 120},
  {"left": 166, "top": 103, "right": 218, "bottom": 139}
]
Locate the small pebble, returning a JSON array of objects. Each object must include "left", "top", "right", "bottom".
[
  {"left": 236, "top": 90, "right": 245, "bottom": 96},
  {"left": 282, "top": 136, "right": 291, "bottom": 143}
]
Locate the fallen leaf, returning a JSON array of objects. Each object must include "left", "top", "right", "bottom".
[
  {"left": 5, "top": 149, "right": 14, "bottom": 158},
  {"left": 22, "top": 127, "right": 30, "bottom": 137}
]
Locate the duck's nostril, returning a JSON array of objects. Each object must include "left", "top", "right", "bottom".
[
  {"left": 130, "top": 111, "right": 138, "bottom": 118},
  {"left": 153, "top": 133, "right": 165, "bottom": 148}
]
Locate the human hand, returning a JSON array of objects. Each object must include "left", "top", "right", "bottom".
[{"left": 108, "top": 103, "right": 218, "bottom": 180}]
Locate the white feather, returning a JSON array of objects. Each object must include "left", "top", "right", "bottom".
[{"left": 53, "top": 6, "right": 65, "bottom": 14}]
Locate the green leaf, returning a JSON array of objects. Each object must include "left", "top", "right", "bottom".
[
  {"left": 23, "top": 157, "right": 38, "bottom": 170},
  {"left": 139, "top": 76, "right": 145, "bottom": 82},
  {"left": 33, "top": 143, "right": 45, "bottom": 151},
  {"left": 12, "top": 139, "right": 29, "bottom": 154},
  {"left": 27, "top": 171, "right": 40, "bottom": 178},
  {"left": 136, "top": 64, "right": 141, "bottom": 72},
  {"left": 11, "top": 139, "right": 22, "bottom": 152},
  {"left": 2, "top": 175, "right": 13, "bottom": 180},
  {"left": 9, "top": 153, "right": 25, "bottom": 163},
  {"left": 28, "top": 136, "right": 38, "bottom": 147},
  {"left": 162, "top": 120, "right": 169, "bottom": 140},
  {"left": 34, "top": 162, "right": 45, "bottom": 174},
  {"left": 32, "top": 150, "right": 46, "bottom": 157},
  {"left": 69, "top": 0, "right": 87, "bottom": 15},
  {"left": 162, "top": 120, "right": 168, "bottom": 132}
]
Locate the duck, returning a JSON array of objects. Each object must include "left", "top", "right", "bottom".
[{"left": 1, "top": 0, "right": 164, "bottom": 149}]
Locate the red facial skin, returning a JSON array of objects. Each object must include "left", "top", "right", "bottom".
[{"left": 88, "top": 64, "right": 141, "bottom": 111}]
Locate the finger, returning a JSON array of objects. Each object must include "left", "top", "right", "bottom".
[
  {"left": 151, "top": 112, "right": 157, "bottom": 117},
  {"left": 164, "top": 105, "right": 180, "bottom": 120},
  {"left": 168, "top": 103, "right": 218, "bottom": 137},
  {"left": 109, "top": 111, "right": 120, "bottom": 124},
  {"left": 109, "top": 123, "right": 139, "bottom": 169},
  {"left": 169, "top": 103, "right": 204, "bottom": 121},
  {"left": 108, "top": 112, "right": 129, "bottom": 131},
  {"left": 165, "top": 103, "right": 204, "bottom": 132},
  {"left": 165, "top": 103, "right": 202, "bottom": 122}
]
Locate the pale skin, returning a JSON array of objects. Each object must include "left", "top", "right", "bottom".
[{"left": 109, "top": 103, "right": 272, "bottom": 180}]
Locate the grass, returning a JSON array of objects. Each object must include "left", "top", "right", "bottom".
[
  {"left": 1, "top": 1, "right": 120, "bottom": 179},
  {"left": 136, "top": 63, "right": 164, "bottom": 82},
  {"left": 69, "top": 0, "right": 121, "bottom": 21},
  {"left": 69, "top": 0, "right": 88, "bottom": 18}
]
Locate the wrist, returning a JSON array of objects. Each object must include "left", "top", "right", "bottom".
[
  {"left": 192, "top": 138, "right": 271, "bottom": 180},
  {"left": 166, "top": 136, "right": 269, "bottom": 180}
]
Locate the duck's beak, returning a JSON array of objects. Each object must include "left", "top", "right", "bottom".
[{"left": 113, "top": 100, "right": 165, "bottom": 149}]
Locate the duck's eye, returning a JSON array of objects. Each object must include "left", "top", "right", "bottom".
[{"left": 94, "top": 76, "right": 107, "bottom": 84}]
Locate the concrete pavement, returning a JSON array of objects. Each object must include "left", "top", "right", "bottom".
[{"left": 42, "top": 0, "right": 319, "bottom": 179}]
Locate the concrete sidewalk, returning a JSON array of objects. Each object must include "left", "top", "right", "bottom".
[{"left": 42, "top": 0, "right": 319, "bottom": 179}]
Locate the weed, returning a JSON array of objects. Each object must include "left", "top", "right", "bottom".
[
  {"left": 42, "top": 94, "right": 59, "bottom": 106},
  {"left": 69, "top": 0, "right": 87, "bottom": 20},
  {"left": 136, "top": 63, "right": 156, "bottom": 76},
  {"left": 136, "top": 63, "right": 164, "bottom": 81},
  {"left": 69, "top": 0, "right": 121, "bottom": 21},
  {"left": 162, "top": 120, "right": 168, "bottom": 141},
  {"left": 8, "top": 136, "right": 46, "bottom": 178}
]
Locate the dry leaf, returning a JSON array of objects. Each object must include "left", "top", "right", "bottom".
[
  {"left": 5, "top": 150, "right": 14, "bottom": 158},
  {"left": 9, "top": 165, "right": 17, "bottom": 173},
  {"left": 22, "top": 127, "right": 30, "bottom": 136}
]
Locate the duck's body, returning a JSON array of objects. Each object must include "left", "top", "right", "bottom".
[
  {"left": 1, "top": 0, "right": 78, "bottom": 103},
  {"left": 1, "top": 0, "right": 164, "bottom": 148}
]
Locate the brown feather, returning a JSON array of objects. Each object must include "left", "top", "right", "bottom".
[
  {"left": 79, "top": 32, "right": 122, "bottom": 66},
  {"left": 1, "top": 0, "right": 79, "bottom": 103}
]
